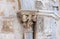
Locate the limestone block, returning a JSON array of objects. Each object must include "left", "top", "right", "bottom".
[
  {"left": 44, "top": 16, "right": 56, "bottom": 39},
  {"left": 1, "top": 17, "right": 14, "bottom": 33},
  {"left": 35, "top": 15, "right": 44, "bottom": 39},
  {"left": 35, "top": 15, "right": 56, "bottom": 39},
  {"left": 6, "top": 0, "right": 19, "bottom": 11}
]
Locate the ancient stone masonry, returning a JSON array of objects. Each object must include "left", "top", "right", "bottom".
[
  {"left": 1, "top": 17, "right": 14, "bottom": 33},
  {"left": 6, "top": 0, "right": 19, "bottom": 11},
  {"left": 0, "top": 0, "right": 59, "bottom": 39},
  {"left": 17, "top": 11, "right": 37, "bottom": 32},
  {"left": 6, "top": 0, "right": 15, "bottom": 9},
  {"left": 17, "top": 11, "right": 37, "bottom": 39}
]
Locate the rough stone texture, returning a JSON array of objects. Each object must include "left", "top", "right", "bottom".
[
  {"left": 35, "top": 16, "right": 56, "bottom": 39},
  {"left": 0, "top": 0, "right": 23, "bottom": 39},
  {"left": 0, "top": 0, "right": 58, "bottom": 39},
  {"left": 44, "top": 16, "right": 56, "bottom": 39},
  {"left": 0, "top": 17, "right": 23, "bottom": 39},
  {"left": 2, "top": 18, "right": 14, "bottom": 33},
  {"left": 35, "top": 15, "right": 44, "bottom": 39}
]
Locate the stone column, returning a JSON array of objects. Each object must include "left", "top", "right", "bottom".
[
  {"left": 35, "top": 15, "right": 44, "bottom": 39},
  {"left": 17, "top": 11, "right": 37, "bottom": 39},
  {"left": 23, "top": 27, "right": 33, "bottom": 39},
  {"left": 44, "top": 16, "right": 53, "bottom": 39},
  {"left": 35, "top": 15, "right": 56, "bottom": 39}
]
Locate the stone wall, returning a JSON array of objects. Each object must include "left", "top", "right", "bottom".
[
  {"left": 0, "top": 0, "right": 59, "bottom": 39},
  {"left": 35, "top": 15, "right": 57, "bottom": 39},
  {"left": 0, "top": 0, "right": 23, "bottom": 39}
]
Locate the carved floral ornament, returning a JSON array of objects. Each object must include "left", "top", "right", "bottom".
[{"left": 17, "top": 11, "right": 37, "bottom": 29}]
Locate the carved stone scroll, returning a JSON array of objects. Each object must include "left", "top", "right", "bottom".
[
  {"left": 17, "top": 11, "right": 37, "bottom": 39},
  {"left": 17, "top": 12, "right": 37, "bottom": 30}
]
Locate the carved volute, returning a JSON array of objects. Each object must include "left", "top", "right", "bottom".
[{"left": 17, "top": 11, "right": 37, "bottom": 30}]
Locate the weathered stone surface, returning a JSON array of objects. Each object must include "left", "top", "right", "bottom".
[
  {"left": 2, "top": 18, "right": 14, "bottom": 33},
  {"left": 0, "top": 0, "right": 23, "bottom": 39},
  {"left": 0, "top": 0, "right": 58, "bottom": 39},
  {"left": 35, "top": 15, "right": 44, "bottom": 39},
  {"left": 34, "top": 16, "right": 57, "bottom": 39}
]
